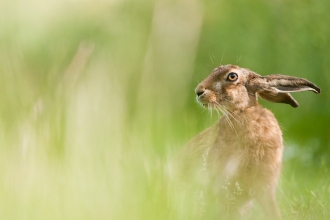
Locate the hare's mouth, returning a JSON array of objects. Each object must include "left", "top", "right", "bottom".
[
  {"left": 197, "top": 98, "right": 217, "bottom": 108},
  {"left": 202, "top": 103, "right": 212, "bottom": 108},
  {"left": 201, "top": 102, "right": 217, "bottom": 108},
  {"left": 197, "top": 93, "right": 217, "bottom": 108}
]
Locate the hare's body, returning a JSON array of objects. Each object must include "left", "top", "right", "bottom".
[
  {"left": 179, "top": 64, "right": 320, "bottom": 219},
  {"left": 183, "top": 105, "right": 283, "bottom": 217}
]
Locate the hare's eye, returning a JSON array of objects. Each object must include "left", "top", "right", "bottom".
[{"left": 227, "top": 72, "right": 238, "bottom": 81}]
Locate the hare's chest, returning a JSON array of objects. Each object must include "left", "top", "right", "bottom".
[{"left": 208, "top": 127, "right": 282, "bottom": 185}]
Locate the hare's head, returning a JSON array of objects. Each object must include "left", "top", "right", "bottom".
[{"left": 195, "top": 64, "right": 320, "bottom": 111}]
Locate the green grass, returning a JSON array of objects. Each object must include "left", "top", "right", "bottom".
[
  {"left": 0, "top": 0, "right": 329, "bottom": 219},
  {"left": 277, "top": 160, "right": 330, "bottom": 219}
]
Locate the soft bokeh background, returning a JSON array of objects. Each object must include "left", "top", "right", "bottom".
[{"left": 0, "top": 0, "right": 329, "bottom": 219}]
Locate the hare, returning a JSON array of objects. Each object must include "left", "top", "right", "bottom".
[{"left": 178, "top": 64, "right": 320, "bottom": 219}]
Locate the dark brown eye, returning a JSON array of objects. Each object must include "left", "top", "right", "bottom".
[{"left": 227, "top": 72, "right": 238, "bottom": 81}]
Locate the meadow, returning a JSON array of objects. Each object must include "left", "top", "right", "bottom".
[{"left": 0, "top": 0, "right": 329, "bottom": 219}]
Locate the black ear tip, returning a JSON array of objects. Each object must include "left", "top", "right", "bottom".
[
  {"left": 311, "top": 84, "right": 321, "bottom": 94},
  {"left": 290, "top": 102, "right": 299, "bottom": 108},
  {"left": 288, "top": 96, "right": 299, "bottom": 108}
]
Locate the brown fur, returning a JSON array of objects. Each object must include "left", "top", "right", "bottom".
[{"left": 178, "top": 64, "right": 321, "bottom": 219}]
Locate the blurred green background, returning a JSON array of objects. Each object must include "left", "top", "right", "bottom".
[{"left": 0, "top": 0, "right": 329, "bottom": 219}]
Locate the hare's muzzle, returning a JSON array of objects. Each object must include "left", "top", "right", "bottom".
[
  {"left": 195, "top": 84, "right": 206, "bottom": 97},
  {"left": 195, "top": 83, "right": 217, "bottom": 107}
]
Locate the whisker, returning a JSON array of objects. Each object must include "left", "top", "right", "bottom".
[
  {"left": 224, "top": 111, "right": 238, "bottom": 136},
  {"left": 220, "top": 49, "right": 226, "bottom": 66},
  {"left": 216, "top": 101, "right": 244, "bottom": 124},
  {"left": 220, "top": 106, "right": 242, "bottom": 124},
  {"left": 236, "top": 54, "right": 242, "bottom": 64},
  {"left": 214, "top": 105, "right": 224, "bottom": 118},
  {"left": 209, "top": 53, "right": 215, "bottom": 64},
  {"left": 212, "top": 54, "right": 216, "bottom": 61},
  {"left": 214, "top": 108, "right": 221, "bottom": 118},
  {"left": 214, "top": 102, "right": 238, "bottom": 136},
  {"left": 208, "top": 104, "right": 213, "bottom": 118},
  {"left": 220, "top": 99, "right": 246, "bottom": 123}
]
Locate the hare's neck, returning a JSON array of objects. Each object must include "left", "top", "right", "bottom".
[{"left": 218, "top": 105, "right": 276, "bottom": 136}]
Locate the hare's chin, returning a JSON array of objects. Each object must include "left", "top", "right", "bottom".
[
  {"left": 202, "top": 104, "right": 211, "bottom": 108},
  {"left": 197, "top": 97, "right": 216, "bottom": 107},
  {"left": 199, "top": 102, "right": 215, "bottom": 108}
]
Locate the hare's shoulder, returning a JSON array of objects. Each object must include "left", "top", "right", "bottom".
[
  {"left": 181, "top": 123, "right": 219, "bottom": 157},
  {"left": 175, "top": 123, "right": 219, "bottom": 177}
]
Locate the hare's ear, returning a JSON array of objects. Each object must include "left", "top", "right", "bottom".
[
  {"left": 258, "top": 91, "right": 300, "bottom": 107},
  {"left": 254, "top": 74, "right": 321, "bottom": 108}
]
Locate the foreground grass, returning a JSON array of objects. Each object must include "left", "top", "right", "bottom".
[
  {"left": 0, "top": 135, "right": 329, "bottom": 220},
  {"left": 277, "top": 162, "right": 330, "bottom": 220}
]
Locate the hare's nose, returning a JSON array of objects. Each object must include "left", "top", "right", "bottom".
[{"left": 195, "top": 84, "right": 206, "bottom": 97}]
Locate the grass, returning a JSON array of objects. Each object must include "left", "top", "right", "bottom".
[{"left": 0, "top": 0, "right": 329, "bottom": 219}]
